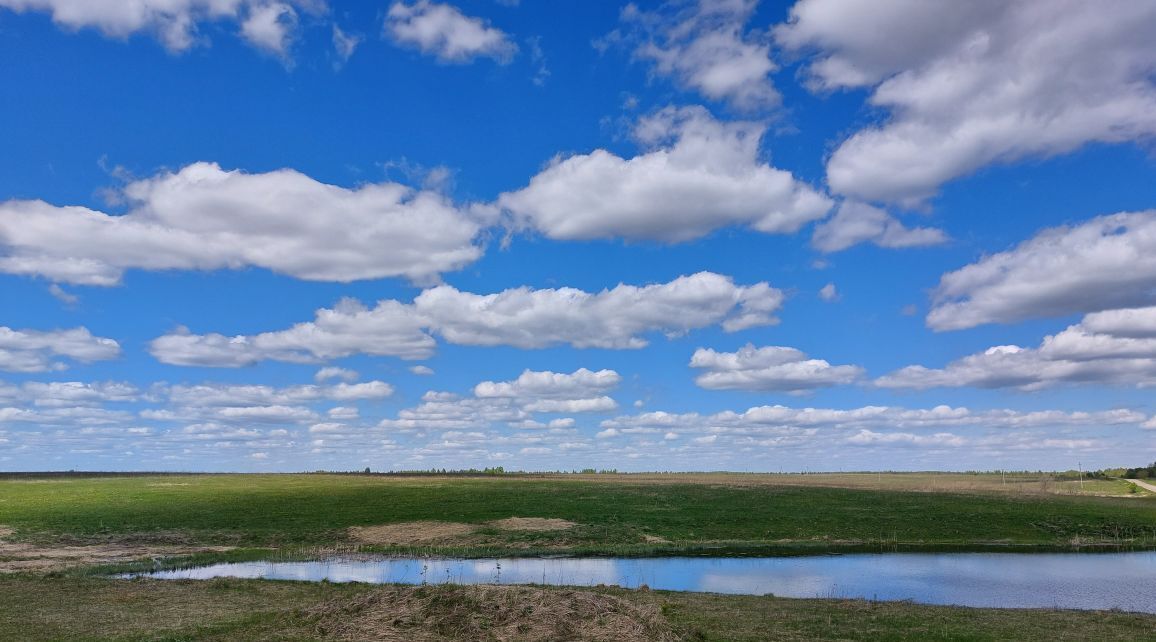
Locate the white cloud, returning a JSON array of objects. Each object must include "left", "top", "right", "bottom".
[
  {"left": 475, "top": 368, "right": 620, "bottom": 414},
  {"left": 623, "top": 0, "right": 777, "bottom": 109},
  {"left": 501, "top": 106, "right": 831, "bottom": 243},
  {"left": 151, "top": 272, "right": 784, "bottom": 366},
  {"left": 409, "top": 365, "right": 435, "bottom": 376},
  {"left": 314, "top": 367, "right": 358, "bottom": 383},
  {"left": 690, "top": 344, "right": 863, "bottom": 393},
  {"left": 776, "top": 0, "right": 1156, "bottom": 203},
  {"left": 846, "top": 430, "right": 965, "bottom": 448},
  {"left": 0, "top": 162, "right": 488, "bottom": 287},
  {"left": 928, "top": 211, "right": 1156, "bottom": 331},
  {"left": 879, "top": 306, "right": 1156, "bottom": 390},
  {"left": 5, "top": 381, "right": 138, "bottom": 407},
  {"left": 0, "top": 327, "right": 120, "bottom": 372},
  {"left": 331, "top": 23, "right": 361, "bottom": 64},
  {"left": 240, "top": 1, "right": 297, "bottom": 58},
  {"left": 47, "top": 284, "right": 78, "bottom": 305},
  {"left": 381, "top": 368, "right": 619, "bottom": 432},
  {"left": 151, "top": 299, "right": 433, "bottom": 366},
  {"left": 0, "top": 0, "right": 318, "bottom": 54},
  {"left": 474, "top": 368, "right": 620, "bottom": 400},
  {"left": 601, "top": 404, "right": 1146, "bottom": 433},
  {"left": 164, "top": 381, "right": 394, "bottom": 407},
  {"left": 215, "top": 405, "right": 318, "bottom": 423},
  {"left": 818, "top": 283, "right": 838, "bottom": 302},
  {"left": 811, "top": 201, "right": 946, "bottom": 253},
  {"left": 386, "top": 0, "right": 516, "bottom": 63}
]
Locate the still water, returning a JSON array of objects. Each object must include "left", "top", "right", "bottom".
[{"left": 132, "top": 552, "right": 1156, "bottom": 613}]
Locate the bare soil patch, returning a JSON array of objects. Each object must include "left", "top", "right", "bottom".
[
  {"left": 0, "top": 525, "right": 234, "bottom": 573},
  {"left": 642, "top": 534, "right": 671, "bottom": 544},
  {"left": 0, "top": 541, "right": 235, "bottom": 574},
  {"left": 311, "top": 584, "right": 679, "bottom": 642},
  {"left": 348, "top": 522, "right": 477, "bottom": 546},
  {"left": 488, "top": 517, "right": 576, "bottom": 532}
]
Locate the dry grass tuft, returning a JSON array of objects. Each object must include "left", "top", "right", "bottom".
[
  {"left": 489, "top": 517, "right": 577, "bottom": 532},
  {"left": 0, "top": 526, "right": 13, "bottom": 539},
  {"left": 348, "top": 522, "right": 477, "bottom": 546},
  {"left": 310, "top": 584, "right": 681, "bottom": 642}
]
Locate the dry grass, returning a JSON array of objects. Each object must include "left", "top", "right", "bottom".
[
  {"left": 310, "top": 584, "right": 680, "bottom": 642},
  {"left": 349, "top": 521, "right": 478, "bottom": 546},
  {"left": 5, "top": 576, "right": 1156, "bottom": 642},
  {"left": 553, "top": 472, "right": 1145, "bottom": 497},
  {"left": 347, "top": 518, "right": 579, "bottom": 549},
  {"left": 489, "top": 517, "right": 576, "bottom": 532}
]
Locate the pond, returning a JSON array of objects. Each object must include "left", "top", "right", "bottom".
[{"left": 130, "top": 552, "right": 1156, "bottom": 613}]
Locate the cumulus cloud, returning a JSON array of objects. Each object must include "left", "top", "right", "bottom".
[
  {"left": 0, "top": 0, "right": 320, "bottom": 55},
  {"left": 314, "top": 367, "right": 358, "bottom": 383},
  {"left": 150, "top": 272, "right": 784, "bottom": 366},
  {"left": 811, "top": 201, "right": 946, "bottom": 253},
  {"left": 475, "top": 368, "right": 619, "bottom": 413},
  {"left": 879, "top": 306, "right": 1156, "bottom": 390},
  {"left": 0, "top": 162, "right": 488, "bottom": 287},
  {"left": 690, "top": 344, "right": 863, "bottom": 393},
  {"left": 239, "top": 1, "right": 299, "bottom": 58},
  {"left": 2, "top": 381, "right": 138, "bottom": 407},
  {"left": 776, "top": 0, "right": 1156, "bottom": 203},
  {"left": 818, "top": 283, "right": 838, "bottom": 302},
  {"left": 621, "top": 0, "right": 777, "bottom": 109},
  {"left": 150, "top": 299, "right": 434, "bottom": 366},
  {"left": 501, "top": 106, "right": 831, "bottom": 243},
  {"left": 164, "top": 381, "right": 394, "bottom": 407},
  {"left": 386, "top": 0, "right": 516, "bottom": 63},
  {"left": 0, "top": 327, "right": 120, "bottom": 372},
  {"left": 380, "top": 368, "right": 618, "bottom": 432},
  {"left": 600, "top": 404, "right": 1146, "bottom": 434},
  {"left": 928, "top": 211, "right": 1156, "bottom": 331}
]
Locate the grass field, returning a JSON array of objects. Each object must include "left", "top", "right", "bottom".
[
  {"left": 2, "top": 472, "right": 1155, "bottom": 640},
  {"left": 3, "top": 575, "right": 1156, "bottom": 642},
  {"left": 1, "top": 473, "right": 1154, "bottom": 560}
]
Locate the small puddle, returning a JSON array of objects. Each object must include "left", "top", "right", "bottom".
[{"left": 127, "top": 551, "right": 1156, "bottom": 613}]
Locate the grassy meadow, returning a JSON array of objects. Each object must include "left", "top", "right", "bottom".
[
  {"left": 2, "top": 472, "right": 1155, "bottom": 640},
  {"left": 1, "top": 472, "right": 1154, "bottom": 557}
]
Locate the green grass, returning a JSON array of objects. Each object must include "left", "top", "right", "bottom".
[
  {"left": 2, "top": 474, "right": 1155, "bottom": 555},
  {"left": 2, "top": 575, "right": 1154, "bottom": 642}
]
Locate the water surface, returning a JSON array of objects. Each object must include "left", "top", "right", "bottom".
[{"left": 133, "top": 552, "right": 1156, "bottom": 613}]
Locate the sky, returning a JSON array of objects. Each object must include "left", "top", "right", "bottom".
[{"left": 1, "top": 0, "right": 1156, "bottom": 473}]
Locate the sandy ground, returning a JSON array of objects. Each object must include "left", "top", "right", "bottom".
[{"left": 0, "top": 525, "right": 235, "bottom": 573}]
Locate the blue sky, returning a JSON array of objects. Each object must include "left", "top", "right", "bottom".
[{"left": 2, "top": 0, "right": 1155, "bottom": 472}]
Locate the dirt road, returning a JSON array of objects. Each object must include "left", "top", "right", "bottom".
[{"left": 1126, "top": 479, "right": 1156, "bottom": 493}]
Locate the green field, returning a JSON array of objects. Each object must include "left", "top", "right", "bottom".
[
  {"left": 2, "top": 473, "right": 1154, "bottom": 557},
  {"left": 3, "top": 473, "right": 1155, "bottom": 641}
]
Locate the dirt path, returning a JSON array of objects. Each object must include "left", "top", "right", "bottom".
[{"left": 1125, "top": 479, "right": 1156, "bottom": 493}]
